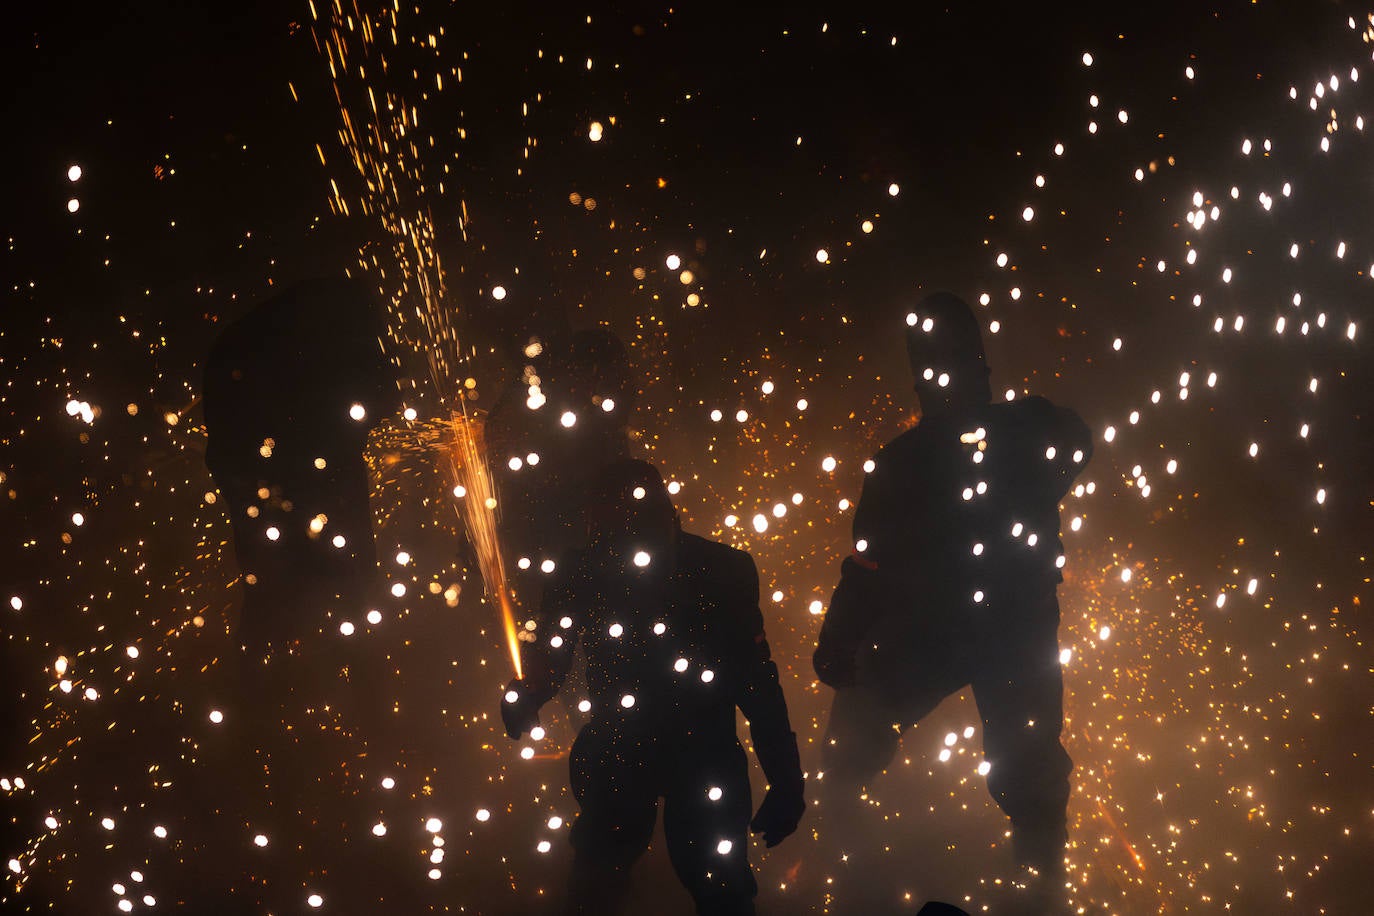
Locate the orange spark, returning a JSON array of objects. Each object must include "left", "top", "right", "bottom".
[{"left": 446, "top": 410, "right": 522, "bottom": 679}]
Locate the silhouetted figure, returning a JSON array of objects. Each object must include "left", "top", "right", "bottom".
[
  {"left": 502, "top": 460, "right": 804, "bottom": 916},
  {"left": 202, "top": 278, "right": 398, "bottom": 651},
  {"left": 486, "top": 326, "right": 636, "bottom": 579},
  {"left": 197, "top": 279, "right": 413, "bottom": 912},
  {"left": 813, "top": 292, "right": 1092, "bottom": 888}
]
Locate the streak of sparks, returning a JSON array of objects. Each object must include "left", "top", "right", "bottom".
[{"left": 443, "top": 411, "right": 523, "bottom": 679}]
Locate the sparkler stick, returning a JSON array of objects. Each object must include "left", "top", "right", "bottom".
[
  {"left": 444, "top": 409, "right": 523, "bottom": 680},
  {"left": 309, "top": 0, "right": 520, "bottom": 675}
]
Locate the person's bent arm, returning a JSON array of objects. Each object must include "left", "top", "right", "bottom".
[
  {"left": 813, "top": 447, "right": 893, "bottom": 686},
  {"left": 501, "top": 561, "right": 580, "bottom": 738},
  {"left": 728, "top": 552, "right": 806, "bottom": 847}
]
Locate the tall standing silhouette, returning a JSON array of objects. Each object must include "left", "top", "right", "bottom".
[
  {"left": 203, "top": 278, "right": 398, "bottom": 653},
  {"left": 814, "top": 292, "right": 1092, "bottom": 898},
  {"left": 502, "top": 459, "right": 805, "bottom": 916}
]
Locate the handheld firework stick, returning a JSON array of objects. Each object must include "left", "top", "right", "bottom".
[{"left": 444, "top": 409, "right": 523, "bottom": 680}]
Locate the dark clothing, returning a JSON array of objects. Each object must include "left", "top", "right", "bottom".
[
  {"left": 816, "top": 396, "right": 1091, "bottom": 686},
  {"left": 823, "top": 593, "right": 1071, "bottom": 855},
  {"left": 202, "top": 279, "right": 398, "bottom": 649},
  {"left": 568, "top": 724, "right": 757, "bottom": 913},
  {"left": 815, "top": 395, "right": 1090, "bottom": 870},
  {"left": 520, "top": 533, "right": 802, "bottom": 915},
  {"left": 856, "top": 396, "right": 1087, "bottom": 606},
  {"left": 527, "top": 535, "right": 793, "bottom": 742}
]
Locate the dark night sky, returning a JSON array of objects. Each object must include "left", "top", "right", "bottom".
[
  {"left": 2, "top": 2, "right": 1373, "bottom": 914},
  {"left": 7, "top": 0, "right": 1366, "bottom": 567}
]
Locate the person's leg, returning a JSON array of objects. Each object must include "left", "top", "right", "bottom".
[
  {"left": 970, "top": 600, "right": 1072, "bottom": 879},
  {"left": 662, "top": 741, "right": 756, "bottom": 916},
  {"left": 565, "top": 727, "right": 660, "bottom": 915},
  {"left": 819, "top": 684, "right": 903, "bottom": 796},
  {"left": 817, "top": 677, "right": 956, "bottom": 910},
  {"left": 820, "top": 675, "right": 953, "bottom": 800}
]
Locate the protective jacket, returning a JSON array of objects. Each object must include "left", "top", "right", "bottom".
[
  {"left": 815, "top": 395, "right": 1092, "bottom": 690},
  {"left": 517, "top": 532, "right": 802, "bottom": 793}
]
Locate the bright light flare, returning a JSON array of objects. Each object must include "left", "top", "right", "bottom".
[{"left": 445, "top": 413, "right": 522, "bottom": 678}]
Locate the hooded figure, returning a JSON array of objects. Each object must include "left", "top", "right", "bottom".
[
  {"left": 813, "top": 292, "right": 1092, "bottom": 887},
  {"left": 502, "top": 459, "right": 804, "bottom": 916},
  {"left": 486, "top": 326, "right": 637, "bottom": 583},
  {"left": 203, "top": 278, "right": 399, "bottom": 652}
]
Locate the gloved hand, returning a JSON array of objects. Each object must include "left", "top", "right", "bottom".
[
  {"left": 812, "top": 640, "right": 857, "bottom": 689},
  {"left": 500, "top": 679, "right": 542, "bottom": 740},
  {"left": 750, "top": 782, "right": 805, "bottom": 847}
]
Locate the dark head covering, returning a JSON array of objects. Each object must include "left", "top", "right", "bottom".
[
  {"left": 904, "top": 291, "right": 986, "bottom": 374},
  {"left": 584, "top": 459, "right": 678, "bottom": 563},
  {"left": 916, "top": 904, "right": 971, "bottom": 916},
  {"left": 562, "top": 327, "right": 634, "bottom": 410},
  {"left": 587, "top": 459, "right": 672, "bottom": 528}
]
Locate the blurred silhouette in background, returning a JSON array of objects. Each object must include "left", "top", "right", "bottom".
[
  {"left": 204, "top": 278, "right": 398, "bottom": 654},
  {"left": 200, "top": 279, "right": 414, "bottom": 911}
]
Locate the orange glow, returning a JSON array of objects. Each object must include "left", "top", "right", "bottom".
[{"left": 446, "top": 410, "right": 522, "bottom": 679}]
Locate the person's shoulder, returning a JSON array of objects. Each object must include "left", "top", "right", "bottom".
[
  {"left": 680, "top": 533, "right": 758, "bottom": 593},
  {"left": 993, "top": 396, "right": 1092, "bottom": 450},
  {"left": 871, "top": 424, "right": 923, "bottom": 464},
  {"left": 887, "top": 423, "right": 924, "bottom": 448},
  {"left": 681, "top": 532, "right": 753, "bottom": 569},
  {"left": 996, "top": 394, "right": 1054, "bottom": 417},
  {"left": 995, "top": 395, "right": 1082, "bottom": 426},
  {"left": 680, "top": 535, "right": 762, "bottom": 626},
  {"left": 205, "top": 313, "right": 255, "bottom": 369}
]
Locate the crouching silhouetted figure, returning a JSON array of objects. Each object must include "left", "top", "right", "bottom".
[
  {"left": 813, "top": 292, "right": 1092, "bottom": 892},
  {"left": 502, "top": 460, "right": 805, "bottom": 916}
]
